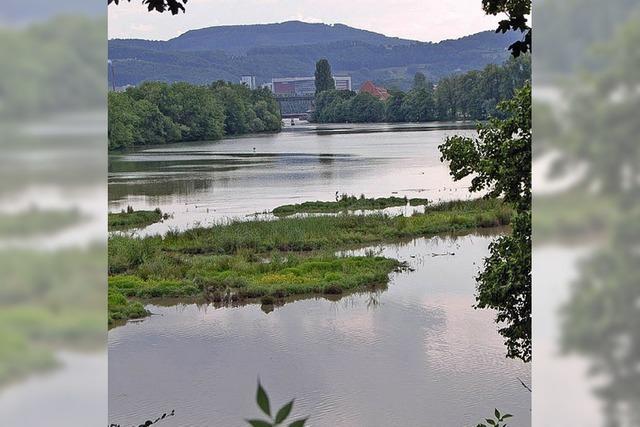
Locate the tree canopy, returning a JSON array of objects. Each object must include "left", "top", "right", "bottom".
[
  {"left": 482, "top": 0, "right": 531, "bottom": 56},
  {"left": 314, "top": 59, "right": 336, "bottom": 95},
  {"left": 312, "top": 56, "right": 529, "bottom": 124},
  {"left": 108, "top": 81, "right": 281, "bottom": 150},
  {"left": 108, "top": 0, "right": 188, "bottom": 14},
  {"left": 440, "top": 83, "right": 531, "bottom": 362}
]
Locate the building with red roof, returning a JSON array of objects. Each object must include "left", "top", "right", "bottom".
[{"left": 359, "top": 81, "right": 390, "bottom": 101}]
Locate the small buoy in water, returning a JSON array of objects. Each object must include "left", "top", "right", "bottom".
[{"left": 253, "top": 147, "right": 256, "bottom": 152}]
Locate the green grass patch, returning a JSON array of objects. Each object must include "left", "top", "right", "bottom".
[
  {"left": 108, "top": 289, "right": 149, "bottom": 325},
  {"left": 109, "top": 253, "right": 401, "bottom": 306},
  {"left": 108, "top": 206, "right": 167, "bottom": 231},
  {"left": 112, "top": 198, "right": 509, "bottom": 260},
  {"left": 108, "top": 198, "right": 511, "bottom": 325},
  {"left": 272, "top": 194, "right": 430, "bottom": 217}
]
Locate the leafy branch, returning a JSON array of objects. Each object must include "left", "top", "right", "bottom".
[
  {"left": 108, "top": 0, "right": 188, "bottom": 15},
  {"left": 246, "top": 381, "right": 308, "bottom": 427},
  {"left": 476, "top": 408, "right": 513, "bottom": 427}
]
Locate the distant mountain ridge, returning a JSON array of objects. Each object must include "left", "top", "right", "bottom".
[
  {"left": 110, "top": 20, "right": 415, "bottom": 54},
  {"left": 109, "top": 21, "right": 520, "bottom": 90}
]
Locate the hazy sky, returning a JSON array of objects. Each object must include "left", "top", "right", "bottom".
[{"left": 108, "top": 0, "right": 501, "bottom": 42}]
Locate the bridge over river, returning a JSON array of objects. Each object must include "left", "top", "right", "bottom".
[{"left": 275, "top": 95, "right": 314, "bottom": 119}]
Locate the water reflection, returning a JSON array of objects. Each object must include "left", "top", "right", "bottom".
[{"left": 109, "top": 232, "right": 530, "bottom": 427}]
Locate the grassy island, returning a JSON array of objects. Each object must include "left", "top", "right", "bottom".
[
  {"left": 272, "top": 194, "right": 430, "bottom": 217},
  {"left": 108, "top": 198, "right": 511, "bottom": 325},
  {"left": 108, "top": 207, "right": 167, "bottom": 231}
]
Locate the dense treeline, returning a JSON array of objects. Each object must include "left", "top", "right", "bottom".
[
  {"left": 313, "top": 55, "right": 530, "bottom": 123},
  {"left": 108, "top": 81, "right": 281, "bottom": 150}
]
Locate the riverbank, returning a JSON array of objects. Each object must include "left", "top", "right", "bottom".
[{"left": 108, "top": 198, "right": 511, "bottom": 325}]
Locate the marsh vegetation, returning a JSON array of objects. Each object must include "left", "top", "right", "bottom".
[
  {"left": 108, "top": 206, "right": 168, "bottom": 231},
  {"left": 108, "top": 198, "right": 511, "bottom": 324}
]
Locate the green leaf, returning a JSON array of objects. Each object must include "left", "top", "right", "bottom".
[
  {"left": 275, "top": 400, "right": 294, "bottom": 424},
  {"left": 502, "top": 414, "right": 513, "bottom": 419},
  {"left": 495, "top": 408, "right": 501, "bottom": 419},
  {"left": 288, "top": 417, "right": 308, "bottom": 427},
  {"left": 256, "top": 381, "right": 271, "bottom": 417},
  {"left": 246, "top": 419, "right": 273, "bottom": 427},
  {"left": 486, "top": 419, "right": 496, "bottom": 426}
]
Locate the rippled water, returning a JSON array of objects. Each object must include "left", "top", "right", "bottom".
[
  {"left": 108, "top": 122, "right": 476, "bottom": 235},
  {"left": 109, "top": 233, "right": 531, "bottom": 427}
]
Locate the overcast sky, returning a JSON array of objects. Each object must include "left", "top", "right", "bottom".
[{"left": 108, "top": 0, "right": 501, "bottom": 42}]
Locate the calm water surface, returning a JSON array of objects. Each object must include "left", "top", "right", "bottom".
[
  {"left": 108, "top": 122, "right": 476, "bottom": 235},
  {"left": 108, "top": 123, "right": 530, "bottom": 426},
  {"left": 109, "top": 233, "right": 530, "bottom": 427}
]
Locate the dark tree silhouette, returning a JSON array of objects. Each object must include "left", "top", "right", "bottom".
[
  {"left": 482, "top": 0, "right": 531, "bottom": 56},
  {"left": 108, "top": 0, "right": 188, "bottom": 14}
]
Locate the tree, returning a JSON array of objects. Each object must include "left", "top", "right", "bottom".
[
  {"left": 482, "top": 0, "right": 531, "bottom": 57},
  {"left": 108, "top": 81, "right": 281, "bottom": 150},
  {"left": 108, "top": 0, "right": 188, "bottom": 14},
  {"left": 348, "top": 92, "right": 385, "bottom": 123},
  {"left": 402, "top": 86, "right": 435, "bottom": 122},
  {"left": 439, "top": 84, "right": 531, "bottom": 361},
  {"left": 413, "top": 72, "right": 427, "bottom": 89},
  {"left": 385, "top": 90, "right": 406, "bottom": 122},
  {"left": 435, "top": 78, "right": 458, "bottom": 120},
  {"left": 314, "top": 59, "right": 335, "bottom": 95}
]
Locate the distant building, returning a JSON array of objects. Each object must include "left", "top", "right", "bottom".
[
  {"left": 271, "top": 75, "right": 352, "bottom": 96},
  {"left": 261, "top": 82, "right": 274, "bottom": 92},
  {"left": 359, "top": 81, "right": 390, "bottom": 101},
  {"left": 240, "top": 75, "right": 257, "bottom": 89},
  {"left": 334, "top": 76, "right": 352, "bottom": 91}
]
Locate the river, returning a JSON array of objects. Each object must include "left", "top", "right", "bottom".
[
  {"left": 108, "top": 122, "right": 531, "bottom": 426},
  {"left": 108, "top": 122, "right": 476, "bottom": 235}
]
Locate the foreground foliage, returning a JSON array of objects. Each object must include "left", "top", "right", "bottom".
[
  {"left": 247, "top": 381, "right": 308, "bottom": 427},
  {"left": 476, "top": 408, "right": 514, "bottom": 427},
  {"left": 440, "top": 84, "right": 531, "bottom": 361},
  {"left": 272, "top": 194, "right": 430, "bottom": 217}
]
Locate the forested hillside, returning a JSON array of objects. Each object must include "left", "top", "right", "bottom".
[{"left": 109, "top": 21, "right": 520, "bottom": 90}]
